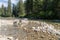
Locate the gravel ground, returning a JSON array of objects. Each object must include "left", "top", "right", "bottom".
[{"left": 0, "top": 19, "right": 60, "bottom": 40}]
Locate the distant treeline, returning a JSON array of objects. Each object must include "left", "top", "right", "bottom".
[{"left": 0, "top": 0, "right": 60, "bottom": 19}]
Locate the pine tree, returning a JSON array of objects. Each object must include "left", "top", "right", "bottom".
[
  {"left": 0, "top": 8, "right": 2, "bottom": 16},
  {"left": 12, "top": 4, "right": 18, "bottom": 17},
  {"left": 7, "top": 0, "right": 12, "bottom": 17},
  {"left": 17, "top": 0, "right": 25, "bottom": 18},
  {"left": 25, "top": 0, "right": 33, "bottom": 18},
  {"left": 32, "top": 0, "right": 44, "bottom": 19},
  {"left": 1, "top": 4, "right": 5, "bottom": 16},
  {"left": 25, "top": 0, "right": 33, "bottom": 14},
  {"left": 4, "top": 7, "right": 7, "bottom": 17},
  {"left": 54, "top": 0, "right": 60, "bottom": 19}
]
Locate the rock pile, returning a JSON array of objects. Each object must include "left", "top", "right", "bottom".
[
  {"left": 0, "top": 18, "right": 60, "bottom": 40},
  {"left": 22, "top": 20, "right": 60, "bottom": 38}
]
